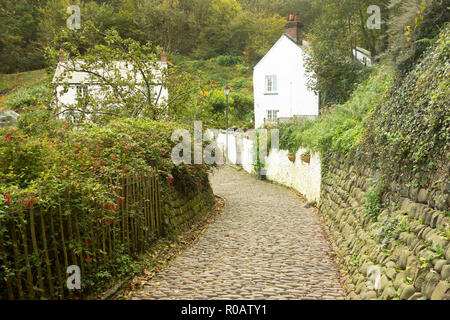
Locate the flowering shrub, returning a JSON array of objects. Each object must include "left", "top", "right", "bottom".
[{"left": 0, "top": 117, "right": 214, "bottom": 299}]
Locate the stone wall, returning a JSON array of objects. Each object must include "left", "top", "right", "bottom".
[
  {"left": 320, "top": 157, "right": 450, "bottom": 300},
  {"left": 160, "top": 181, "right": 216, "bottom": 238}
]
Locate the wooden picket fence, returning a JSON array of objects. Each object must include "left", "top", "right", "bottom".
[{"left": 0, "top": 172, "right": 162, "bottom": 300}]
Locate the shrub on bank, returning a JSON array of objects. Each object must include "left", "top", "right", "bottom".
[{"left": 0, "top": 117, "right": 214, "bottom": 299}]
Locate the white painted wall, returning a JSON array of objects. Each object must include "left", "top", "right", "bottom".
[
  {"left": 53, "top": 61, "right": 168, "bottom": 119},
  {"left": 265, "top": 148, "right": 321, "bottom": 203},
  {"left": 253, "top": 35, "right": 319, "bottom": 128},
  {"left": 217, "top": 132, "right": 255, "bottom": 174},
  {"left": 55, "top": 84, "right": 168, "bottom": 118},
  {"left": 352, "top": 49, "right": 372, "bottom": 67},
  {"left": 217, "top": 132, "right": 322, "bottom": 203}
]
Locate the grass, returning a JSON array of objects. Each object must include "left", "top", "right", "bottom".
[{"left": 0, "top": 69, "right": 49, "bottom": 110}]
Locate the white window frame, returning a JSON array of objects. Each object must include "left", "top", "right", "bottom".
[
  {"left": 265, "top": 75, "right": 277, "bottom": 93},
  {"left": 267, "top": 110, "right": 277, "bottom": 121}
]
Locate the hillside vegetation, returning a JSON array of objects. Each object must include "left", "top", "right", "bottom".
[
  {"left": 0, "top": 70, "right": 48, "bottom": 110},
  {"left": 278, "top": 23, "right": 449, "bottom": 190}
]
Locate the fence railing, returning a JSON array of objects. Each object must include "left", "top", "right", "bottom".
[{"left": 0, "top": 172, "right": 162, "bottom": 300}]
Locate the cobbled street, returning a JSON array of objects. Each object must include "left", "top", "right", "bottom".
[{"left": 130, "top": 166, "right": 345, "bottom": 300}]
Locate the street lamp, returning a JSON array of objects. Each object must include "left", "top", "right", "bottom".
[{"left": 224, "top": 86, "right": 231, "bottom": 164}]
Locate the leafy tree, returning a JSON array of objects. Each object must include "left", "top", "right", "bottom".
[{"left": 48, "top": 24, "right": 197, "bottom": 122}]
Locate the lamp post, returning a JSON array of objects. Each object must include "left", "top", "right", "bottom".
[{"left": 224, "top": 86, "right": 231, "bottom": 164}]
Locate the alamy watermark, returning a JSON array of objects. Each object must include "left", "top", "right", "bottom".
[
  {"left": 66, "top": 5, "right": 81, "bottom": 30},
  {"left": 67, "top": 265, "right": 81, "bottom": 290},
  {"left": 171, "top": 121, "right": 279, "bottom": 166},
  {"left": 367, "top": 5, "right": 381, "bottom": 30},
  {"left": 366, "top": 265, "right": 381, "bottom": 290}
]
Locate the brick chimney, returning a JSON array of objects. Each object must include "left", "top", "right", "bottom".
[
  {"left": 161, "top": 50, "right": 167, "bottom": 63},
  {"left": 58, "top": 48, "right": 64, "bottom": 62},
  {"left": 285, "top": 13, "right": 303, "bottom": 45}
]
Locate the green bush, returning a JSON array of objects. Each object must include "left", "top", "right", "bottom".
[
  {"left": 6, "top": 83, "right": 49, "bottom": 111},
  {"left": 215, "top": 55, "right": 243, "bottom": 66},
  {"left": 277, "top": 65, "right": 394, "bottom": 156},
  {"left": 0, "top": 117, "right": 214, "bottom": 299}
]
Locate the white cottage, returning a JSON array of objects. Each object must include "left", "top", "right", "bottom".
[
  {"left": 53, "top": 51, "right": 169, "bottom": 120},
  {"left": 352, "top": 47, "right": 372, "bottom": 67},
  {"left": 253, "top": 16, "right": 319, "bottom": 128}
]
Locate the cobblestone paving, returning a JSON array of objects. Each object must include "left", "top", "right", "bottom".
[{"left": 131, "top": 166, "right": 346, "bottom": 300}]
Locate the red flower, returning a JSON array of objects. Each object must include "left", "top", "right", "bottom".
[
  {"left": 90, "top": 237, "right": 94, "bottom": 242},
  {"left": 108, "top": 219, "right": 114, "bottom": 225},
  {"left": 84, "top": 240, "right": 89, "bottom": 246},
  {"left": 104, "top": 205, "right": 109, "bottom": 210},
  {"left": 122, "top": 167, "right": 126, "bottom": 174},
  {"left": 87, "top": 256, "right": 92, "bottom": 262},
  {"left": 118, "top": 199, "right": 122, "bottom": 206},
  {"left": 4, "top": 194, "right": 10, "bottom": 203},
  {"left": 6, "top": 135, "right": 11, "bottom": 142},
  {"left": 167, "top": 178, "right": 174, "bottom": 186},
  {"left": 112, "top": 205, "right": 116, "bottom": 211}
]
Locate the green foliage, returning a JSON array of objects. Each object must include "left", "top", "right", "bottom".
[
  {"left": 387, "top": 0, "right": 448, "bottom": 73},
  {"left": 277, "top": 66, "right": 394, "bottom": 156},
  {"left": 48, "top": 24, "right": 197, "bottom": 122},
  {"left": 364, "top": 178, "right": 384, "bottom": 221},
  {"left": 215, "top": 55, "right": 243, "bottom": 66},
  {"left": 364, "top": 24, "right": 450, "bottom": 186},
  {"left": 253, "top": 130, "right": 266, "bottom": 174},
  {"left": 5, "top": 83, "right": 49, "bottom": 111},
  {"left": 170, "top": 54, "right": 254, "bottom": 127},
  {"left": 0, "top": 116, "right": 214, "bottom": 299}
]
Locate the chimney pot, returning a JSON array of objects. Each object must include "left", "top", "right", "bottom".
[
  {"left": 161, "top": 50, "right": 168, "bottom": 63},
  {"left": 58, "top": 48, "right": 64, "bottom": 62}
]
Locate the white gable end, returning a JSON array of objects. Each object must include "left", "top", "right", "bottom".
[{"left": 253, "top": 34, "right": 319, "bottom": 128}]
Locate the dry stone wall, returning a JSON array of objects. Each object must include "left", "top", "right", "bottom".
[
  {"left": 160, "top": 180, "right": 216, "bottom": 238},
  {"left": 320, "top": 157, "right": 450, "bottom": 300}
]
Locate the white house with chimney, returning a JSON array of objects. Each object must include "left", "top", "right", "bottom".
[
  {"left": 52, "top": 51, "right": 169, "bottom": 120},
  {"left": 253, "top": 15, "right": 319, "bottom": 128}
]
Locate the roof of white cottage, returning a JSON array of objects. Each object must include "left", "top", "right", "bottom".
[
  {"left": 253, "top": 33, "right": 310, "bottom": 70},
  {"left": 53, "top": 57, "right": 167, "bottom": 85}
]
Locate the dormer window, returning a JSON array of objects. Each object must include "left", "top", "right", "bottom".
[{"left": 265, "top": 75, "right": 277, "bottom": 93}]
